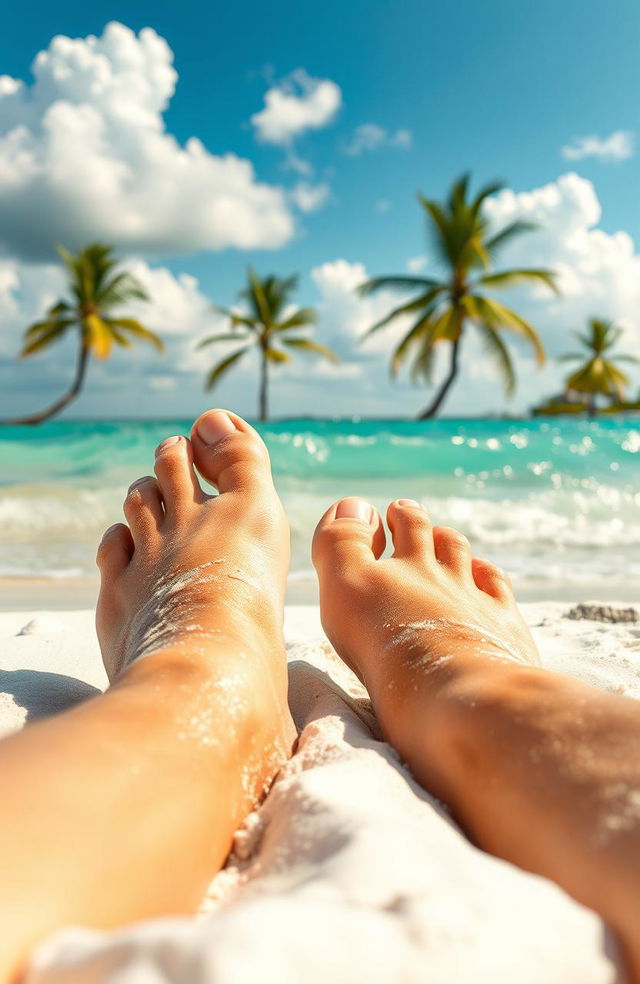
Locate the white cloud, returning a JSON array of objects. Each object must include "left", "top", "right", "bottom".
[
  {"left": 345, "top": 123, "right": 412, "bottom": 156},
  {"left": 561, "top": 130, "right": 634, "bottom": 162},
  {"left": 0, "top": 22, "right": 295, "bottom": 261},
  {"left": 289, "top": 181, "right": 331, "bottom": 213},
  {"left": 250, "top": 69, "right": 342, "bottom": 146},
  {"left": 478, "top": 172, "right": 640, "bottom": 406},
  {"left": 2, "top": 174, "right": 640, "bottom": 419},
  {"left": 375, "top": 199, "right": 392, "bottom": 213},
  {"left": 311, "top": 259, "right": 411, "bottom": 356},
  {"left": 406, "top": 255, "right": 427, "bottom": 272}
]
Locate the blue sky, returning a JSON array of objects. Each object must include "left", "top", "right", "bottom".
[{"left": 1, "top": 0, "right": 639, "bottom": 418}]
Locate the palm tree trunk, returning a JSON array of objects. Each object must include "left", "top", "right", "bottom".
[
  {"left": 0, "top": 344, "right": 90, "bottom": 426},
  {"left": 417, "top": 340, "right": 460, "bottom": 420},
  {"left": 259, "top": 349, "right": 268, "bottom": 422}
]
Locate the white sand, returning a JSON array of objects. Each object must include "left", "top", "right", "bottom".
[{"left": 3, "top": 603, "right": 637, "bottom": 983}]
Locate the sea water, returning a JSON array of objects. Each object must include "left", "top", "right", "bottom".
[{"left": 0, "top": 417, "right": 638, "bottom": 602}]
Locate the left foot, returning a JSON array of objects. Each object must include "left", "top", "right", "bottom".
[{"left": 96, "top": 409, "right": 296, "bottom": 808}]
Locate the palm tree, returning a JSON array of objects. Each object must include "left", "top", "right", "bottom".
[
  {"left": 359, "top": 175, "right": 558, "bottom": 419},
  {"left": 198, "top": 268, "right": 339, "bottom": 421},
  {"left": 2, "top": 244, "right": 164, "bottom": 425},
  {"left": 559, "top": 318, "right": 639, "bottom": 416}
]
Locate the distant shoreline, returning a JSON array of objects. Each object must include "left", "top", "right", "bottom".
[{"left": 2, "top": 413, "right": 639, "bottom": 425}]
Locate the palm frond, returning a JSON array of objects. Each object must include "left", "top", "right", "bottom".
[
  {"left": 358, "top": 275, "right": 443, "bottom": 297},
  {"left": 20, "top": 322, "right": 72, "bottom": 357},
  {"left": 246, "top": 267, "right": 273, "bottom": 326},
  {"left": 485, "top": 220, "right": 538, "bottom": 255},
  {"left": 417, "top": 195, "right": 454, "bottom": 268},
  {"left": 361, "top": 288, "right": 445, "bottom": 339},
  {"left": 281, "top": 337, "right": 339, "bottom": 361},
  {"left": 264, "top": 347, "right": 291, "bottom": 364},
  {"left": 197, "top": 333, "right": 250, "bottom": 349},
  {"left": 465, "top": 295, "right": 546, "bottom": 365},
  {"left": 477, "top": 323, "right": 516, "bottom": 396},
  {"left": 97, "top": 272, "right": 149, "bottom": 306},
  {"left": 389, "top": 313, "right": 438, "bottom": 377},
  {"left": 107, "top": 318, "right": 165, "bottom": 352},
  {"left": 470, "top": 179, "right": 505, "bottom": 217},
  {"left": 212, "top": 306, "right": 256, "bottom": 331},
  {"left": 205, "top": 348, "right": 249, "bottom": 389},
  {"left": 274, "top": 308, "right": 318, "bottom": 331},
  {"left": 83, "top": 314, "right": 114, "bottom": 360},
  {"left": 24, "top": 318, "right": 75, "bottom": 342},
  {"left": 47, "top": 300, "right": 72, "bottom": 318},
  {"left": 475, "top": 269, "right": 558, "bottom": 294}
]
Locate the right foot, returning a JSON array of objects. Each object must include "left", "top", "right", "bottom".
[
  {"left": 313, "top": 496, "right": 540, "bottom": 695},
  {"left": 313, "top": 497, "right": 640, "bottom": 979}
]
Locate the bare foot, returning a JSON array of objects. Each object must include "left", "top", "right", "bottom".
[
  {"left": 96, "top": 409, "right": 296, "bottom": 810},
  {"left": 313, "top": 496, "right": 539, "bottom": 704},
  {"left": 313, "top": 497, "right": 640, "bottom": 979}
]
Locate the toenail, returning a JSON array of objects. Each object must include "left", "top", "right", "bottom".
[
  {"left": 196, "top": 410, "right": 238, "bottom": 445},
  {"left": 335, "top": 498, "right": 373, "bottom": 523},
  {"left": 127, "top": 476, "right": 154, "bottom": 494},
  {"left": 397, "top": 499, "right": 421, "bottom": 509},
  {"left": 103, "top": 524, "right": 122, "bottom": 537},
  {"left": 155, "top": 435, "right": 181, "bottom": 456}
]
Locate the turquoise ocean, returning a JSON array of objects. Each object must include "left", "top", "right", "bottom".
[{"left": 1, "top": 417, "right": 639, "bottom": 603}]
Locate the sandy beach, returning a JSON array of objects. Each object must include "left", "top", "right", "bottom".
[{"left": 3, "top": 599, "right": 637, "bottom": 983}]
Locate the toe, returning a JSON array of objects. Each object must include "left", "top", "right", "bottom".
[
  {"left": 386, "top": 499, "right": 434, "bottom": 561},
  {"left": 190, "top": 409, "right": 273, "bottom": 494},
  {"left": 123, "top": 475, "right": 164, "bottom": 542},
  {"left": 472, "top": 557, "right": 513, "bottom": 599},
  {"left": 154, "top": 435, "right": 203, "bottom": 519},
  {"left": 312, "top": 497, "right": 386, "bottom": 577},
  {"left": 433, "top": 525, "right": 473, "bottom": 577},
  {"left": 96, "top": 522, "right": 133, "bottom": 576}
]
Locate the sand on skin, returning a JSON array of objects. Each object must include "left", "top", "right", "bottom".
[{"left": 2, "top": 603, "right": 636, "bottom": 984}]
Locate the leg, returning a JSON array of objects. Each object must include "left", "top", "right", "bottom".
[
  {"left": 0, "top": 410, "right": 295, "bottom": 983},
  {"left": 313, "top": 496, "right": 640, "bottom": 978}
]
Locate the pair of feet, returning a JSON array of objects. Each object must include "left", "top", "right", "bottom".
[
  {"left": 97, "top": 407, "right": 536, "bottom": 774},
  {"left": 96, "top": 409, "right": 640, "bottom": 978}
]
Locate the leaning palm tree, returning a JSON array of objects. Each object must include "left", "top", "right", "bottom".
[
  {"left": 559, "top": 318, "right": 639, "bottom": 416},
  {"left": 198, "top": 268, "right": 338, "bottom": 421},
  {"left": 2, "top": 243, "right": 164, "bottom": 425},
  {"left": 359, "top": 175, "right": 558, "bottom": 418}
]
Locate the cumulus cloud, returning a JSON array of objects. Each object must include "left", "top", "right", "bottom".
[
  {"left": 406, "top": 255, "right": 427, "bottom": 272},
  {"left": 0, "top": 22, "right": 295, "bottom": 261},
  {"left": 2, "top": 173, "right": 640, "bottom": 419},
  {"left": 344, "top": 123, "right": 412, "bottom": 156},
  {"left": 289, "top": 181, "right": 331, "bottom": 213},
  {"left": 561, "top": 130, "right": 634, "bottom": 162},
  {"left": 311, "top": 259, "right": 411, "bottom": 356},
  {"left": 483, "top": 172, "right": 640, "bottom": 354},
  {"left": 250, "top": 69, "right": 342, "bottom": 145}
]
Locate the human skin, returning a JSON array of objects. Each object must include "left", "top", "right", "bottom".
[
  {"left": 313, "top": 495, "right": 640, "bottom": 980},
  {"left": 0, "top": 409, "right": 296, "bottom": 983}
]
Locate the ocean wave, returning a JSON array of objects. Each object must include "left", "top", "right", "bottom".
[{"left": 1, "top": 418, "right": 638, "bottom": 586}]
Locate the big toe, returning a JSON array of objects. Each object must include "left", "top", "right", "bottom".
[
  {"left": 190, "top": 409, "right": 273, "bottom": 494},
  {"left": 312, "top": 497, "right": 386, "bottom": 579}
]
